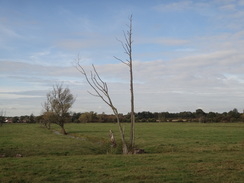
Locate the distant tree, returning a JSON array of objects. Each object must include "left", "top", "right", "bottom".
[
  {"left": 78, "top": 112, "right": 97, "bottom": 123},
  {"left": 78, "top": 113, "right": 90, "bottom": 123},
  {"left": 0, "top": 109, "right": 6, "bottom": 126},
  {"left": 71, "top": 112, "right": 82, "bottom": 123},
  {"left": 136, "top": 111, "right": 154, "bottom": 121},
  {"left": 20, "top": 115, "right": 33, "bottom": 123},
  {"left": 106, "top": 114, "right": 117, "bottom": 123},
  {"left": 228, "top": 108, "right": 240, "bottom": 122},
  {"left": 97, "top": 112, "right": 107, "bottom": 123},
  {"left": 35, "top": 115, "right": 44, "bottom": 124},
  {"left": 29, "top": 114, "right": 36, "bottom": 123},
  {"left": 195, "top": 109, "right": 206, "bottom": 123},
  {"left": 179, "top": 111, "right": 194, "bottom": 119},
  {"left": 240, "top": 113, "right": 244, "bottom": 122},
  {"left": 43, "top": 83, "right": 75, "bottom": 135},
  {"left": 207, "top": 112, "right": 217, "bottom": 122},
  {"left": 232, "top": 108, "right": 239, "bottom": 114},
  {"left": 196, "top": 109, "right": 205, "bottom": 116},
  {"left": 19, "top": 116, "right": 26, "bottom": 123},
  {"left": 12, "top": 116, "right": 19, "bottom": 123}
]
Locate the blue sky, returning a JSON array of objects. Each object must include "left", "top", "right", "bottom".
[{"left": 1, "top": 0, "right": 244, "bottom": 116}]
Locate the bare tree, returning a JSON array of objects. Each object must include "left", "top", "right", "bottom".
[
  {"left": 114, "top": 15, "right": 135, "bottom": 149},
  {"left": 43, "top": 83, "right": 75, "bottom": 135},
  {"left": 75, "top": 62, "right": 128, "bottom": 154}
]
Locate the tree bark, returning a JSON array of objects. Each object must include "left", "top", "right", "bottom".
[
  {"left": 60, "top": 124, "right": 67, "bottom": 135},
  {"left": 114, "top": 109, "right": 128, "bottom": 154},
  {"left": 129, "top": 46, "right": 135, "bottom": 149}
]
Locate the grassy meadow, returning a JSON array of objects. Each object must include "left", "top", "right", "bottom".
[{"left": 0, "top": 122, "right": 244, "bottom": 182}]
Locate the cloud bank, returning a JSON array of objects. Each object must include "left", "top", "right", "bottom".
[{"left": 0, "top": 0, "right": 244, "bottom": 116}]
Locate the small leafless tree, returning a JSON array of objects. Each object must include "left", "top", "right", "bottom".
[
  {"left": 114, "top": 15, "right": 135, "bottom": 149},
  {"left": 75, "top": 62, "right": 128, "bottom": 154},
  {"left": 43, "top": 83, "right": 75, "bottom": 135}
]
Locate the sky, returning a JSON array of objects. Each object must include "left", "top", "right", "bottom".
[{"left": 1, "top": 0, "right": 244, "bottom": 116}]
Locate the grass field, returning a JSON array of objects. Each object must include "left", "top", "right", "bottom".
[{"left": 0, "top": 122, "right": 244, "bottom": 182}]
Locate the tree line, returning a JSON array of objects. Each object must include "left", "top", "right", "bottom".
[
  {"left": 2, "top": 108, "right": 243, "bottom": 125},
  {"left": 134, "top": 108, "right": 243, "bottom": 123},
  {"left": 67, "top": 108, "right": 244, "bottom": 123}
]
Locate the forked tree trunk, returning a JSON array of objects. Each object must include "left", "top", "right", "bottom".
[
  {"left": 76, "top": 62, "right": 129, "bottom": 154},
  {"left": 114, "top": 109, "right": 128, "bottom": 154}
]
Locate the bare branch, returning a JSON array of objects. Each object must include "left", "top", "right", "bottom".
[
  {"left": 114, "top": 15, "right": 133, "bottom": 70},
  {"left": 87, "top": 90, "right": 99, "bottom": 97},
  {"left": 114, "top": 56, "right": 129, "bottom": 66},
  {"left": 92, "top": 64, "right": 108, "bottom": 92},
  {"left": 75, "top": 57, "right": 118, "bottom": 111}
]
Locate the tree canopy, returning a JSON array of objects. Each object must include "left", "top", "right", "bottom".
[{"left": 42, "top": 83, "right": 75, "bottom": 134}]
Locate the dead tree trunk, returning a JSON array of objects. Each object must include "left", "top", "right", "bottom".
[
  {"left": 129, "top": 18, "right": 135, "bottom": 149},
  {"left": 60, "top": 124, "right": 67, "bottom": 135},
  {"left": 114, "top": 109, "right": 128, "bottom": 154},
  {"left": 114, "top": 15, "right": 135, "bottom": 149}
]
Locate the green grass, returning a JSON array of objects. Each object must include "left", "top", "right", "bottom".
[{"left": 0, "top": 122, "right": 244, "bottom": 182}]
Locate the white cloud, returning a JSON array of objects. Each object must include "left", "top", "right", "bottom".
[
  {"left": 214, "top": 0, "right": 236, "bottom": 4},
  {"left": 30, "top": 50, "right": 50, "bottom": 59},
  {"left": 153, "top": 0, "right": 214, "bottom": 15},
  {"left": 154, "top": 1, "right": 193, "bottom": 12},
  {"left": 219, "top": 4, "right": 236, "bottom": 11},
  {"left": 137, "top": 37, "right": 190, "bottom": 47},
  {"left": 152, "top": 38, "right": 189, "bottom": 46},
  {"left": 0, "top": 23, "right": 22, "bottom": 39},
  {"left": 1, "top": 41, "right": 244, "bottom": 116},
  {"left": 56, "top": 33, "right": 117, "bottom": 51},
  {"left": 239, "top": 0, "right": 244, "bottom": 6},
  {"left": 153, "top": 0, "right": 244, "bottom": 31}
]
